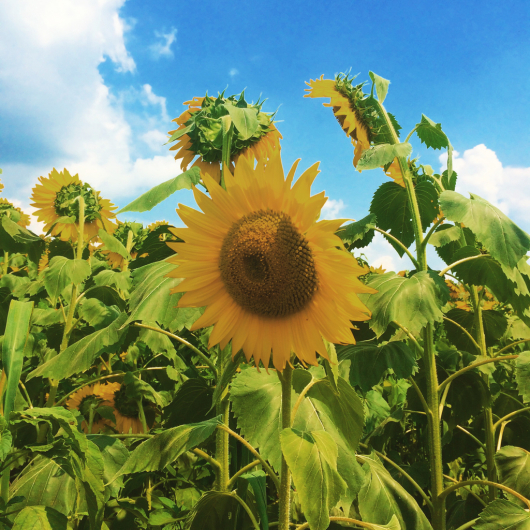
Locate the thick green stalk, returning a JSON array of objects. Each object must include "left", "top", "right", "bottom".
[
  {"left": 470, "top": 286, "right": 496, "bottom": 502},
  {"left": 376, "top": 100, "right": 445, "bottom": 528},
  {"left": 278, "top": 364, "right": 293, "bottom": 530},
  {"left": 2, "top": 251, "right": 8, "bottom": 276},
  {"left": 215, "top": 349, "right": 229, "bottom": 491}
]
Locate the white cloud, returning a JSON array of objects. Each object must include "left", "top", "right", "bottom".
[
  {"left": 141, "top": 130, "right": 169, "bottom": 152},
  {"left": 360, "top": 232, "right": 412, "bottom": 273},
  {"left": 11, "top": 198, "right": 44, "bottom": 235},
  {"left": 439, "top": 144, "right": 530, "bottom": 229},
  {"left": 320, "top": 198, "right": 346, "bottom": 219},
  {"left": 149, "top": 28, "right": 177, "bottom": 58},
  {"left": 142, "top": 84, "right": 168, "bottom": 121},
  {"left": 229, "top": 68, "right": 239, "bottom": 78},
  {"left": 0, "top": 1, "right": 182, "bottom": 212}
]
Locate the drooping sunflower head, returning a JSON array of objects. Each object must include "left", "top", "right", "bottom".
[
  {"left": 168, "top": 92, "right": 282, "bottom": 183},
  {"left": 100, "top": 220, "right": 148, "bottom": 269},
  {"left": 111, "top": 384, "right": 150, "bottom": 434},
  {"left": 305, "top": 73, "right": 403, "bottom": 175},
  {"left": 30, "top": 168, "right": 117, "bottom": 242},
  {"left": 168, "top": 153, "right": 375, "bottom": 371},
  {"left": 66, "top": 383, "right": 113, "bottom": 434},
  {"left": 0, "top": 198, "right": 31, "bottom": 227}
]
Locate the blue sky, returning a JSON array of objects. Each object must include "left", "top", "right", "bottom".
[{"left": 1, "top": 0, "right": 529, "bottom": 270}]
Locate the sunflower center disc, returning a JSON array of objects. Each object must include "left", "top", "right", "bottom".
[
  {"left": 219, "top": 210, "right": 319, "bottom": 318},
  {"left": 54, "top": 183, "right": 102, "bottom": 223}
]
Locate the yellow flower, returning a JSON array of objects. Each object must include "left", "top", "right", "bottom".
[
  {"left": 304, "top": 75, "right": 371, "bottom": 168},
  {"left": 168, "top": 95, "right": 282, "bottom": 184},
  {"left": 109, "top": 383, "right": 148, "bottom": 434},
  {"left": 385, "top": 158, "right": 405, "bottom": 187},
  {"left": 30, "top": 168, "right": 117, "bottom": 242},
  {"left": 0, "top": 198, "right": 31, "bottom": 227},
  {"left": 167, "top": 154, "right": 374, "bottom": 371},
  {"left": 0, "top": 180, "right": 3, "bottom": 192},
  {"left": 66, "top": 382, "right": 115, "bottom": 434}
]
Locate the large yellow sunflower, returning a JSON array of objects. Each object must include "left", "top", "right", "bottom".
[
  {"left": 108, "top": 383, "right": 149, "bottom": 434},
  {"left": 305, "top": 75, "right": 371, "bottom": 168},
  {"left": 167, "top": 154, "right": 374, "bottom": 371},
  {"left": 30, "top": 168, "right": 117, "bottom": 242},
  {"left": 0, "top": 198, "right": 31, "bottom": 227},
  {"left": 168, "top": 95, "right": 282, "bottom": 184}
]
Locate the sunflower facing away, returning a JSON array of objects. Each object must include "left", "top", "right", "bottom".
[
  {"left": 167, "top": 154, "right": 374, "bottom": 371},
  {"left": 0, "top": 198, "right": 31, "bottom": 227},
  {"left": 168, "top": 94, "right": 282, "bottom": 183},
  {"left": 31, "top": 168, "right": 117, "bottom": 242},
  {"left": 110, "top": 384, "right": 150, "bottom": 434}
]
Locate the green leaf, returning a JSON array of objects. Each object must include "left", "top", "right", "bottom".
[
  {"left": 123, "top": 372, "right": 165, "bottom": 408},
  {"left": 44, "top": 256, "right": 91, "bottom": 305},
  {"left": 27, "top": 313, "right": 127, "bottom": 381},
  {"left": 428, "top": 224, "right": 463, "bottom": 247},
  {"left": 84, "top": 285, "right": 126, "bottom": 312},
  {"left": 473, "top": 499, "right": 530, "bottom": 529},
  {"left": 323, "top": 339, "right": 340, "bottom": 394},
  {"left": 2, "top": 301, "right": 33, "bottom": 423},
  {"left": 337, "top": 341, "right": 418, "bottom": 392},
  {"left": 280, "top": 429, "right": 347, "bottom": 530},
  {"left": 164, "top": 123, "right": 193, "bottom": 145},
  {"left": 111, "top": 417, "right": 220, "bottom": 480},
  {"left": 123, "top": 261, "right": 203, "bottom": 332},
  {"left": 223, "top": 104, "right": 259, "bottom": 140},
  {"left": 93, "top": 269, "right": 131, "bottom": 292},
  {"left": 30, "top": 308, "right": 65, "bottom": 327},
  {"left": 97, "top": 229, "right": 130, "bottom": 259},
  {"left": 369, "top": 71, "right": 390, "bottom": 104},
  {"left": 415, "top": 180, "right": 440, "bottom": 230},
  {"left": 78, "top": 298, "right": 120, "bottom": 330},
  {"left": 117, "top": 167, "right": 201, "bottom": 213},
  {"left": 210, "top": 347, "right": 243, "bottom": 411},
  {"left": 137, "top": 322, "right": 175, "bottom": 355},
  {"left": 9, "top": 456, "right": 77, "bottom": 517},
  {"left": 357, "top": 452, "right": 433, "bottom": 530},
  {"left": 186, "top": 491, "right": 239, "bottom": 530},
  {"left": 360, "top": 272, "right": 445, "bottom": 337},
  {"left": 357, "top": 143, "right": 412, "bottom": 172},
  {"left": 1, "top": 216, "right": 41, "bottom": 244},
  {"left": 237, "top": 470, "right": 269, "bottom": 530},
  {"left": 12, "top": 506, "right": 68, "bottom": 530},
  {"left": 415, "top": 114, "right": 449, "bottom": 150},
  {"left": 370, "top": 182, "right": 414, "bottom": 256},
  {"left": 439, "top": 191, "right": 530, "bottom": 276},
  {"left": 495, "top": 446, "right": 530, "bottom": 502},
  {"left": 0, "top": 416, "right": 12, "bottom": 462},
  {"left": 164, "top": 378, "right": 215, "bottom": 427},
  {"left": 516, "top": 352, "right": 530, "bottom": 403},
  {"left": 336, "top": 213, "right": 376, "bottom": 249}
]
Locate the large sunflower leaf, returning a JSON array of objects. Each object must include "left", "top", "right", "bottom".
[
  {"left": 414, "top": 114, "right": 449, "bottom": 150},
  {"left": 98, "top": 229, "right": 130, "bottom": 259},
  {"left": 369, "top": 71, "right": 390, "bottom": 104},
  {"left": 473, "top": 499, "right": 530, "bottom": 529},
  {"left": 12, "top": 506, "right": 68, "bottom": 530},
  {"left": 439, "top": 191, "right": 530, "bottom": 276},
  {"left": 337, "top": 341, "right": 417, "bottom": 392},
  {"left": 370, "top": 182, "right": 414, "bottom": 256},
  {"left": 186, "top": 491, "right": 240, "bottom": 530},
  {"left": 280, "top": 429, "right": 347, "bottom": 530},
  {"left": 336, "top": 213, "right": 376, "bottom": 249},
  {"left": 124, "top": 261, "right": 203, "bottom": 332},
  {"left": 495, "top": 446, "right": 530, "bottom": 502},
  {"left": 111, "top": 416, "right": 220, "bottom": 480},
  {"left": 360, "top": 272, "right": 445, "bottom": 337},
  {"left": 44, "top": 256, "right": 91, "bottom": 305},
  {"left": 415, "top": 180, "right": 440, "bottom": 230},
  {"left": 357, "top": 143, "right": 412, "bottom": 171},
  {"left": 357, "top": 452, "right": 433, "bottom": 530},
  {"left": 516, "top": 352, "right": 530, "bottom": 403},
  {"left": 78, "top": 298, "right": 120, "bottom": 330},
  {"left": 164, "top": 378, "right": 215, "bottom": 427},
  {"left": 26, "top": 313, "right": 127, "bottom": 381},
  {"left": 427, "top": 224, "right": 462, "bottom": 247},
  {"left": 117, "top": 167, "right": 201, "bottom": 213}
]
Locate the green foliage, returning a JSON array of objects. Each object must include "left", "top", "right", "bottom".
[
  {"left": 358, "top": 143, "right": 412, "bottom": 172},
  {"left": 281, "top": 429, "right": 346, "bottom": 530},
  {"left": 338, "top": 341, "right": 417, "bottom": 391},
  {"left": 495, "top": 446, "right": 530, "bottom": 502},
  {"left": 414, "top": 114, "right": 449, "bottom": 150},
  {"left": 44, "top": 256, "right": 91, "bottom": 304},
  {"left": 360, "top": 272, "right": 446, "bottom": 337},
  {"left": 97, "top": 229, "right": 130, "bottom": 259},
  {"left": 336, "top": 213, "right": 376, "bottom": 249},
  {"left": 12, "top": 505, "right": 68, "bottom": 530},
  {"left": 516, "top": 352, "right": 530, "bottom": 403},
  {"left": 118, "top": 167, "right": 201, "bottom": 213},
  {"left": 427, "top": 224, "right": 462, "bottom": 247},
  {"left": 473, "top": 499, "right": 530, "bottom": 529},
  {"left": 369, "top": 71, "right": 390, "bottom": 104}
]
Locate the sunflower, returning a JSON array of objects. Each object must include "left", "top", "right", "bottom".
[
  {"left": 168, "top": 94, "right": 282, "bottom": 183},
  {"left": 30, "top": 168, "right": 117, "bottom": 242},
  {"left": 100, "top": 220, "right": 148, "bottom": 270},
  {"left": 305, "top": 74, "right": 372, "bottom": 168},
  {"left": 0, "top": 198, "right": 31, "bottom": 227},
  {"left": 167, "top": 154, "right": 374, "bottom": 371},
  {"left": 66, "top": 382, "right": 115, "bottom": 434},
  {"left": 110, "top": 384, "right": 149, "bottom": 434},
  {"left": 0, "top": 180, "right": 3, "bottom": 192}
]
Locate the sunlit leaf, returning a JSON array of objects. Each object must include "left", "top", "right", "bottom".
[
  {"left": 369, "top": 71, "right": 390, "bottom": 104},
  {"left": 415, "top": 114, "right": 449, "bottom": 150},
  {"left": 12, "top": 505, "right": 68, "bottom": 530},
  {"left": 473, "top": 499, "right": 530, "bottom": 529},
  {"left": 495, "top": 445, "right": 530, "bottom": 502},
  {"left": 43, "top": 256, "right": 91, "bottom": 305},
  {"left": 516, "top": 352, "right": 530, "bottom": 403}
]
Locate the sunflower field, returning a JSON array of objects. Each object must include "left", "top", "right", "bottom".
[{"left": 1, "top": 71, "right": 530, "bottom": 530}]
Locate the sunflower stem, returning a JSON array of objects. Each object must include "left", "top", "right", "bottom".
[
  {"left": 278, "top": 363, "right": 293, "bottom": 530},
  {"left": 137, "top": 399, "right": 148, "bottom": 434},
  {"left": 88, "top": 403, "right": 95, "bottom": 435},
  {"left": 215, "top": 347, "right": 230, "bottom": 491},
  {"left": 377, "top": 101, "right": 445, "bottom": 529},
  {"left": 76, "top": 195, "right": 85, "bottom": 259},
  {"left": 2, "top": 251, "right": 8, "bottom": 276},
  {"left": 220, "top": 117, "right": 233, "bottom": 190}
]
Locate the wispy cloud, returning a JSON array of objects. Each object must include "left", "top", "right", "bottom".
[
  {"left": 142, "top": 84, "right": 168, "bottom": 121},
  {"left": 229, "top": 68, "right": 239, "bottom": 78},
  {"left": 149, "top": 28, "right": 177, "bottom": 58},
  {"left": 320, "top": 198, "right": 346, "bottom": 219}
]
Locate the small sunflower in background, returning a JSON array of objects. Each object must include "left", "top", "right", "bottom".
[
  {"left": 66, "top": 382, "right": 116, "bottom": 434},
  {"left": 110, "top": 384, "right": 151, "bottom": 434},
  {"left": 168, "top": 153, "right": 374, "bottom": 371},
  {"left": 0, "top": 198, "right": 31, "bottom": 227},
  {"left": 0, "top": 179, "right": 3, "bottom": 192},
  {"left": 100, "top": 220, "right": 148, "bottom": 270},
  {"left": 168, "top": 93, "right": 282, "bottom": 183},
  {"left": 30, "top": 168, "right": 117, "bottom": 242}
]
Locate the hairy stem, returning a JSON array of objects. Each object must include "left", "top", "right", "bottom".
[{"left": 278, "top": 364, "right": 293, "bottom": 530}]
